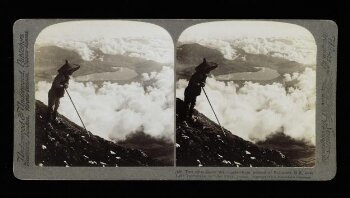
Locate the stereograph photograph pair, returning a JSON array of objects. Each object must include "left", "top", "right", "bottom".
[{"left": 13, "top": 19, "right": 337, "bottom": 180}]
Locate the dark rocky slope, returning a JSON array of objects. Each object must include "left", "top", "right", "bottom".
[
  {"left": 256, "top": 132, "right": 315, "bottom": 167},
  {"left": 35, "top": 100, "right": 165, "bottom": 167},
  {"left": 116, "top": 131, "right": 174, "bottom": 166},
  {"left": 176, "top": 98, "right": 294, "bottom": 167}
]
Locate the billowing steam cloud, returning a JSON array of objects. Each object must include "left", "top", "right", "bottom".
[
  {"left": 36, "top": 66, "right": 174, "bottom": 142},
  {"left": 176, "top": 68, "right": 315, "bottom": 145}
]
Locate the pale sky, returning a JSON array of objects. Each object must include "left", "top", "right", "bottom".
[
  {"left": 179, "top": 21, "right": 315, "bottom": 41},
  {"left": 36, "top": 20, "right": 172, "bottom": 43}
]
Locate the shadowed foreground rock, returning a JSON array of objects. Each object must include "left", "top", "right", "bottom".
[
  {"left": 35, "top": 100, "right": 164, "bottom": 167},
  {"left": 176, "top": 98, "right": 294, "bottom": 167}
]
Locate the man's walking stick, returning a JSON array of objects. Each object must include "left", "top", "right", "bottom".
[
  {"left": 202, "top": 87, "right": 226, "bottom": 135},
  {"left": 65, "top": 88, "right": 89, "bottom": 135}
]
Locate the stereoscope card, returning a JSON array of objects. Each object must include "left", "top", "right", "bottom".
[{"left": 13, "top": 19, "right": 337, "bottom": 180}]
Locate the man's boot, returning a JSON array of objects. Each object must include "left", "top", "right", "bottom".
[
  {"left": 46, "top": 111, "right": 52, "bottom": 123},
  {"left": 52, "top": 111, "right": 61, "bottom": 124}
]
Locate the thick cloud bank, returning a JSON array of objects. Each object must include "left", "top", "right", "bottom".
[
  {"left": 37, "top": 37, "right": 174, "bottom": 64},
  {"left": 179, "top": 37, "right": 316, "bottom": 65},
  {"left": 178, "top": 21, "right": 316, "bottom": 65},
  {"left": 36, "top": 66, "right": 174, "bottom": 142},
  {"left": 176, "top": 68, "right": 315, "bottom": 145},
  {"left": 36, "top": 21, "right": 174, "bottom": 64}
]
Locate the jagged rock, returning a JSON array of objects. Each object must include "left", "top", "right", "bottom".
[
  {"left": 35, "top": 100, "right": 164, "bottom": 167},
  {"left": 176, "top": 98, "right": 294, "bottom": 167}
]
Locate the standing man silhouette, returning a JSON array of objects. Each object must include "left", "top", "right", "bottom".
[
  {"left": 184, "top": 58, "right": 218, "bottom": 121},
  {"left": 47, "top": 60, "right": 80, "bottom": 124}
]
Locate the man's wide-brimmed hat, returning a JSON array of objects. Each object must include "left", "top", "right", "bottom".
[
  {"left": 58, "top": 60, "right": 80, "bottom": 74},
  {"left": 195, "top": 58, "right": 218, "bottom": 73}
]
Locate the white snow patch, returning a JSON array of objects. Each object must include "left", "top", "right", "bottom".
[
  {"left": 141, "top": 151, "right": 148, "bottom": 157},
  {"left": 116, "top": 157, "right": 121, "bottom": 160},
  {"left": 234, "top": 161, "right": 241, "bottom": 165},
  {"left": 41, "top": 145, "right": 47, "bottom": 150},
  {"left": 63, "top": 161, "right": 69, "bottom": 167},
  {"left": 110, "top": 150, "right": 116, "bottom": 155},
  {"left": 245, "top": 150, "right": 251, "bottom": 155},
  {"left": 88, "top": 160, "right": 97, "bottom": 165},
  {"left": 222, "top": 160, "right": 232, "bottom": 165},
  {"left": 48, "top": 136, "right": 55, "bottom": 141},
  {"left": 182, "top": 135, "right": 190, "bottom": 139},
  {"left": 183, "top": 121, "right": 189, "bottom": 127},
  {"left": 197, "top": 159, "right": 203, "bottom": 167},
  {"left": 278, "top": 151, "right": 285, "bottom": 159},
  {"left": 176, "top": 143, "right": 180, "bottom": 148},
  {"left": 250, "top": 157, "right": 256, "bottom": 160},
  {"left": 218, "top": 154, "right": 223, "bottom": 158},
  {"left": 83, "top": 155, "right": 89, "bottom": 159},
  {"left": 38, "top": 163, "right": 44, "bottom": 167}
]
